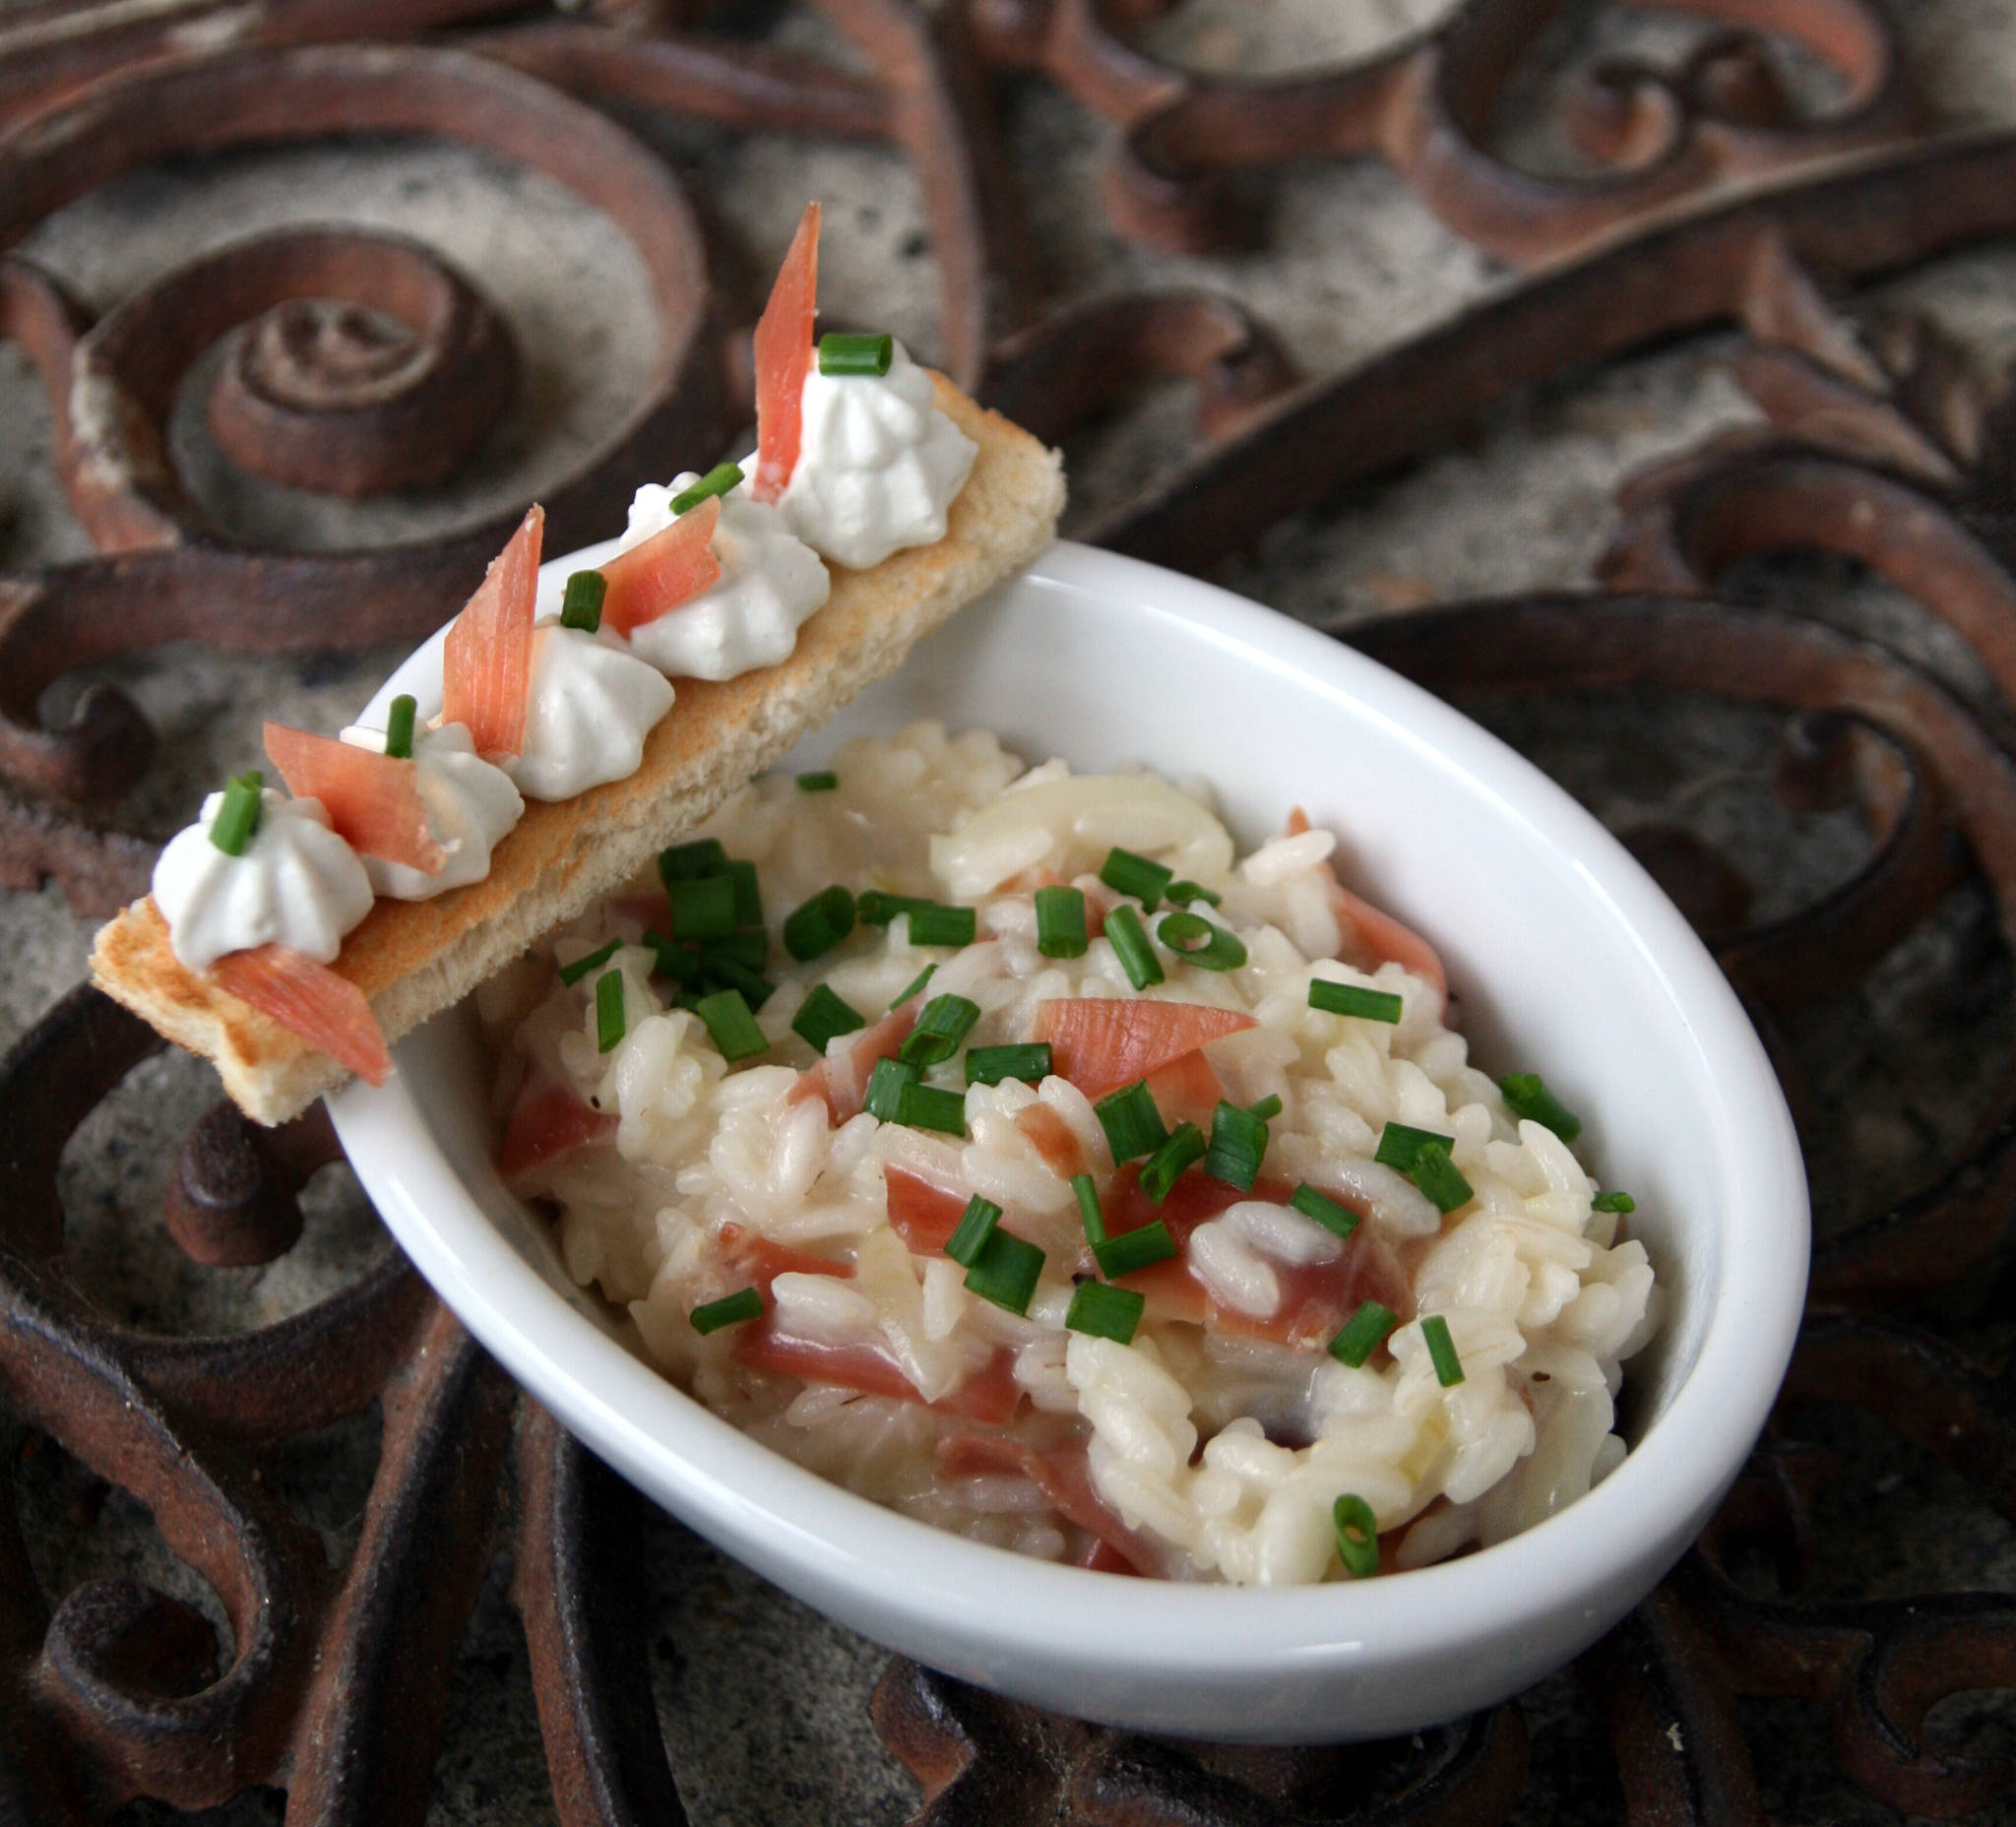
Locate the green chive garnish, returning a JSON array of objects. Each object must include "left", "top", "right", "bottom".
[
  {"left": 1592, "top": 1190, "right": 1636, "bottom": 1214},
  {"left": 897, "top": 1080, "right": 968, "bottom": 1136},
  {"left": 1103, "top": 906, "right": 1163, "bottom": 990},
  {"left": 966, "top": 1042, "right": 1052, "bottom": 1087},
  {"left": 209, "top": 771, "right": 265, "bottom": 856},
  {"left": 1333, "top": 1493, "right": 1380, "bottom": 1579},
  {"left": 659, "top": 838, "right": 728, "bottom": 884},
  {"left": 792, "top": 983, "right": 866, "bottom": 1052},
  {"left": 1157, "top": 912, "right": 1247, "bottom": 972},
  {"left": 1290, "top": 1182, "right": 1360, "bottom": 1241},
  {"left": 1095, "top": 1079, "right": 1168, "bottom": 1163},
  {"left": 694, "top": 987, "right": 767, "bottom": 1061},
  {"left": 1204, "top": 1101, "right": 1268, "bottom": 1192},
  {"left": 701, "top": 928, "right": 769, "bottom": 974},
  {"left": 945, "top": 1195, "right": 1003, "bottom": 1268},
  {"left": 1066, "top": 1281, "right": 1145, "bottom": 1345},
  {"left": 1310, "top": 980, "right": 1403, "bottom": 1024},
  {"left": 384, "top": 695, "right": 417, "bottom": 761},
  {"left": 667, "top": 875, "right": 738, "bottom": 941},
  {"left": 1094, "top": 1221, "right": 1176, "bottom": 1280},
  {"left": 560, "top": 937, "right": 621, "bottom": 987},
  {"left": 669, "top": 461, "right": 744, "bottom": 516},
  {"left": 1072, "top": 1172, "right": 1106, "bottom": 1244},
  {"left": 891, "top": 965, "right": 935, "bottom": 1009},
  {"left": 1247, "top": 1094, "right": 1284, "bottom": 1122},
  {"left": 899, "top": 993, "right": 981, "bottom": 1068},
  {"left": 647, "top": 932, "right": 703, "bottom": 988},
  {"left": 1421, "top": 1314, "right": 1465, "bottom": 1387},
  {"left": 727, "top": 859, "right": 762, "bottom": 928},
  {"left": 1166, "top": 880, "right": 1221, "bottom": 909},
  {"left": 908, "top": 904, "right": 976, "bottom": 948},
  {"left": 1373, "top": 1122, "right": 1453, "bottom": 1172},
  {"left": 784, "top": 885, "right": 856, "bottom": 962},
  {"left": 817, "top": 331, "right": 894, "bottom": 377},
  {"left": 596, "top": 971, "right": 627, "bottom": 1053},
  {"left": 864, "top": 1057, "right": 919, "bottom": 1121},
  {"left": 690, "top": 1287, "right": 764, "bottom": 1335},
  {"left": 1500, "top": 1072, "right": 1583, "bottom": 1142},
  {"left": 700, "top": 954, "right": 773, "bottom": 1011},
  {"left": 1100, "top": 847, "right": 1173, "bottom": 911},
  {"left": 560, "top": 569, "right": 607, "bottom": 633},
  {"left": 1329, "top": 1300, "right": 1399, "bottom": 1368},
  {"left": 1140, "top": 1121, "right": 1206, "bottom": 1202},
  {"left": 858, "top": 891, "right": 931, "bottom": 926},
  {"left": 796, "top": 770, "right": 840, "bottom": 792},
  {"left": 1035, "top": 885, "right": 1089, "bottom": 958},
  {"left": 1409, "top": 1143, "right": 1474, "bottom": 1215},
  {"left": 964, "top": 1228, "right": 1043, "bottom": 1314}
]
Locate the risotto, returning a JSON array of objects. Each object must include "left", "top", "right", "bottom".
[{"left": 482, "top": 724, "right": 1661, "bottom": 1585}]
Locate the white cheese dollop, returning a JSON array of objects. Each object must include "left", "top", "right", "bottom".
[
  {"left": 617, "top": 477, "right": 829, "bottom": 680},
  {"left": 338, "top": 721, "right": 524, "bottom": 900},
  {"left": 778, "top": 340, "right": 976, "bottom": 569},
  {"left": 500, "top": 620, "right": 674, "bottom": 801},
  {"left": 154, "top": 789, "right": 373, "bottom": 972}
]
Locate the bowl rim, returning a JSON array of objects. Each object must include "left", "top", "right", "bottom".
[{"left": 333, "top": 536, "right": 1808, "bottom": 1684}]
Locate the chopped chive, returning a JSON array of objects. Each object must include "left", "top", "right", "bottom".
[
  {"left": 792, "top": 983, "right": 866, "bottom": 1052},
  {"left": 560, "top": 569, "right": 606, "bottom": 633},
  {"left": 1291, "top": 1182, "right": 1360, "bottom": 1241},
  {"left": 689, "top": 1287, "right": 763, "bottom": 1335},
  {"left": 1373, "top": 1121, "right": 1453, "bottom": 1172},
  {"left": 667, "top": 874, "right": 739, "bottom": 942},
  {"left": 1332, "top": 1493, "right": 1380, "bottom": 1579},
  {"left": 1094, "top": 1220, "right": 1176, "bottom": 1280},
  {"left": 907, "top": 904, "right": 976, "bottom": 948},
  {"left": 944, "top": 1195, "right": 1003, "bottom": 1268},
  {"left": 727, "top": 859, "right": 762, "bottom": 927},
  {"left": 1204, "top": 1101, "right": 1268, "bottom": 1192},
  {"left": 1066, "top": 1281, "right": 1145, "bottom": 1345},
  {"left": 1421, "top": 1314, "right": 1466, "bottom": 1387},
  {"left": 1500, "top": 1072, "right": 1583, "bottom": 1143},
  {"left": 384, "top": 695, "right": 417, "bottom": 760},
  {"left": 700, "top": 928, "right": 769, "bottom": 973},
  {"left": 669, "top": 461, "right": 744, "bottom": 516},
  {"left": 596, "top": 971, "right": 627, "bottom": 1053},
  {"left": 1592, "top": 1190, "right": 1636, "bottom": 1214},
  {"left": 560, "top": 937, "right": 621, "bottom": 986},
  {"left": 891, "top": 964, "right": 935, "bottom": 1009},
  {"left": 784, "top": 885, "right": 856, "bottom": 962},
  {"left": 1140, "top": 1121, "right": 1207, "bottom": 1203},
  {"left": 1035, "top": 884, "right": 1089, "bottom": 959},
  {"left": 1157, "top": 912, "right": 1247, "bottom": 972},
  {"left": 659, "top": 838, "right": 728, "bottom": 884},
  {"left": 966, "top": 1042, "right": 1052, "bottom": 1087},
  {"left": 964, "top": 1228, "right": 1043, "bottom": 1314},
  {"left": 694, "top": 988, "right": 767, "bottom": 1062},
  {"left": 1099, "top": 847, "right": 1172, "bottom": 911},
  {"left": 1247, "top": 1094, "right": 1284, "bottom": 1122},
  {"left": 1310, "top": 980, "right": 1404, "bottom": 1023},
  {"left": 1072, "top": 1172, "right": 1106, "bottom": 1244},
  {"left": 796, "top": 770, "right": 840, "bottom": 792},
  {"left": 1329, "top": 1300, "right": 1399, "bottom": 1368},
  {"left": 1094, "top": 1079, "right": 1167, "bottom": 1163},
  {"left": 1410, "top": 1143, "right": 1474, "bottom": 1215},
  {"left": 209, "top": 771, "right": 265, "bottom": 856},
  {"left": 1103, "top": 906, "right": 1164, "bottom": 990},
  {"left": 647, "top": 932, "right": 704, "bottom": 988},
  {"left": 700, "top": 954, "right": 773, "bottom": 1011},
  {"left": 818, "top": 331, "right": 896, "bottom": 377},
  {"left": 858, "top": 890, "right": 931, "bottom": 926},
  {"left": 899, "top": 994, "right": 981, "bottom": 1067},
  {"left": 864, "top": 1057, "right": 919, "bottom": 1122},
  {"left": 1166, "top": 880, "right": 1221, "bottom": 909},
  {"left": 896, "top": 1081, "right": 968, "bottom": 1137}
]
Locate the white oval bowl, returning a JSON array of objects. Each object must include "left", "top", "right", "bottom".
[{"left": 330, "top": 538, "right": 1807, "bottom": 1742}]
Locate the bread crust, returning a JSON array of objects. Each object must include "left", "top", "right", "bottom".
[{"left": 91, "top": 380, "right": 1065, "bottom": 1124}]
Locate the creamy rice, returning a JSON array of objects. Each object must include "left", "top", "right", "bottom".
[{"left": 484, "top": 724, "right": 1661, "bottom": 1584}]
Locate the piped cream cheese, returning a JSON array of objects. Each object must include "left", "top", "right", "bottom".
[
  {"left": 779, "top": 340, "right": 976, "bottom": 569},
  {"left": 154, "top": 789, "right": 374, "bottom": 971},
  {"left": 618, "top": 476, "right": 829, "bottom": 680},
  {"left": 499, "top": 620, "right": 675, "bottom": 802},
  {"left": 339, "top": 721, "right": 524, "bottom": 899}
]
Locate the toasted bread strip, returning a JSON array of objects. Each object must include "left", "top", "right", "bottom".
[{"left": 92, "top": 381, "right": 1065, "bottom": 1124}]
